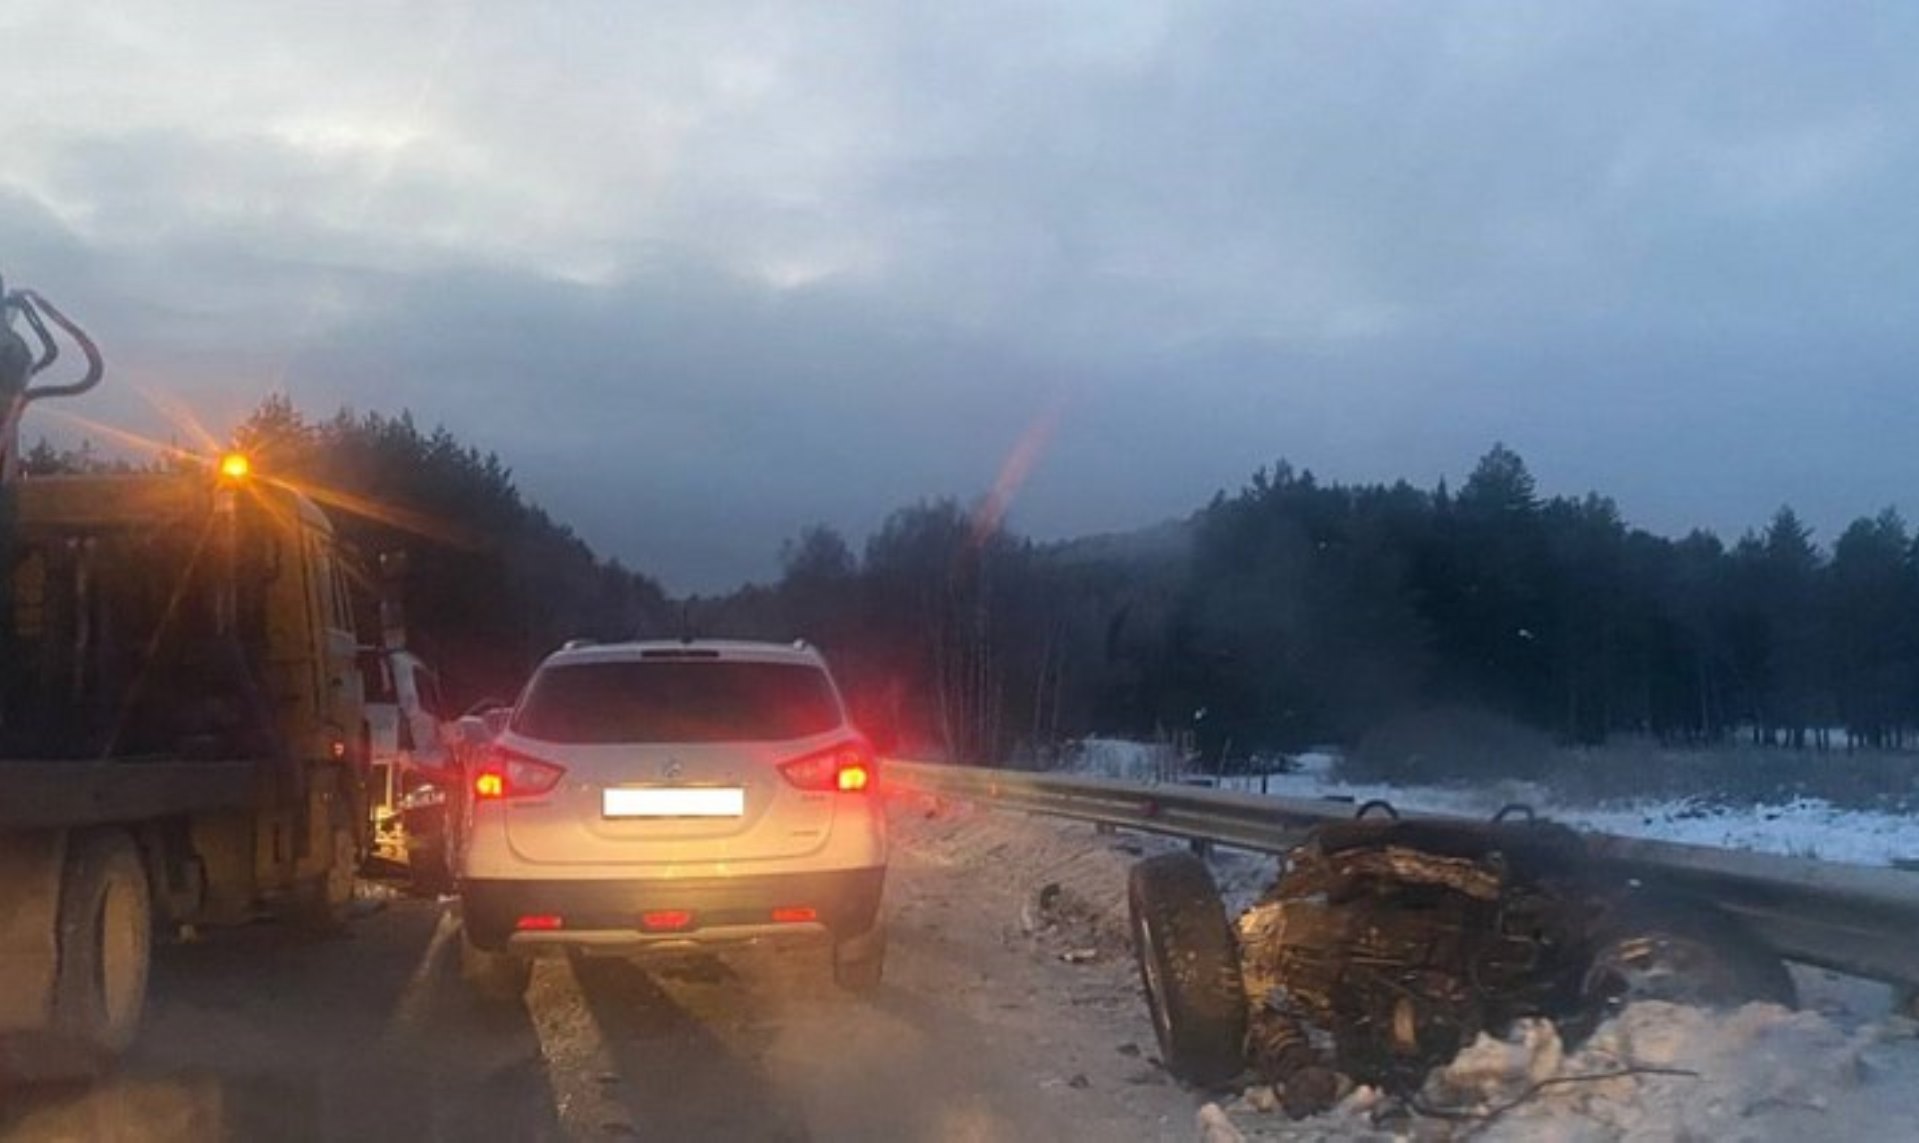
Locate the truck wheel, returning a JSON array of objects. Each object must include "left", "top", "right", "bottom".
[
  {"left": 290, "top": 804, "right": 358, "bottom": 933},
  {"left": 1127, "top": 853, "right": 1247, "bottom": 1087},
  {"left": 460, "top": 925, "right": 530, "bottom": 1003},
  {"left": 833, "top": 922, "right": 887, "bottom": 994},
  {"left": 1580, "top": 893, "right": 1796, "bottom": 1020},
  {"left": 50, "top": 830, "right": 152, "bottom": 1065}
]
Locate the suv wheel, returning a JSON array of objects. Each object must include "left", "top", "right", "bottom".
[
  {"left": 834, "top": 922, "right": 887, "bottom": 993},
  {"left": 461, "top": 925, "right": 531, "bottom": 1003}
]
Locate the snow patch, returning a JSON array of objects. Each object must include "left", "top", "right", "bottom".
[
  {"left": 1067, "top": 737, "right": 1188, "bottom": 782},
  {"left": 1216, "top": 1004, "right": 1919, "bottom": 1140},
  {"left": 1291, "top": 751, "right": 1338, "bottom": 778},
  {"left": 1426, "top": 1003, "right": 1904, "bottom": 1140},
  {"left": 1223, "top": 764, "right": 1919, "bottom": 869}
]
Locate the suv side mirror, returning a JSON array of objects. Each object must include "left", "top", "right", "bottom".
[{"left": 454, "top": 715, "right": 492, "bottom": 750}]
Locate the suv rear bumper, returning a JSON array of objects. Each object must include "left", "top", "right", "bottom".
[{"left": 462, "top": 867, "right": 885, "bottom": 951}]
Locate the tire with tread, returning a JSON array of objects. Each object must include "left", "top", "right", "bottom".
[
  {"left": 48, "top": 830, "right": 152, "bottom": 1072},
  {"left": 834, "top": 923, "right": 887, "bottom": 994},
  {"left": 461, "top": 925, "right": 531, "bottom": 1002},
  {"left": 1127, "top": 852, "right": 1247, "bottom": 1087}
]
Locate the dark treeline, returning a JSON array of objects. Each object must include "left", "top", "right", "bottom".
[
  {"left": 706, "top": 443, "right": 1919, "bottom": 766},
  {"left": 231, "top": 398, "right": 674, "bottom": 708},
  {"left": 26, "top": 397, "right": 672, "bottom": 710},
  {"left": 31, "top": 405, "right": 1916, "bottom": 765}
]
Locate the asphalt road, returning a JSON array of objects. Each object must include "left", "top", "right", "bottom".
[{"left": 0, "top": 807, "right": 1205, "bottom": 1142}]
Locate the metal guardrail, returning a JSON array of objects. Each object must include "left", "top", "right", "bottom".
[{"left": 886, "top": 759, "right": 1919, "bottom": 992}]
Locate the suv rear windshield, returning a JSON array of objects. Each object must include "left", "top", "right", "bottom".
[{"left": 512, "top": 660, "right": 842, "bottom": 744}]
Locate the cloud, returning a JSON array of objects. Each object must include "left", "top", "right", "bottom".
[{"left": 7, "top": 1, "right": 1919, "bottom": 588}]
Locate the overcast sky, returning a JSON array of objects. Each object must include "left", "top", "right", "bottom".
[{"left": 7, "top": 2, "right": 1919, "bottom": 591}]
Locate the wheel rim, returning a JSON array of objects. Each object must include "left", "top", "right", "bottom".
[
  {"left": 1585, "top": 934, "right": 1724, "bottom": 1008},
  {"left": 96, "top": 878, "right": 143, "bottom": 1031},
  {"left": 1132, "top": 905, "right": 1176, "bottom": 1052}
]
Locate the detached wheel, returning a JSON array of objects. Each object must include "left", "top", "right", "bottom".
[
  {"left": 1127, "top": 853, "right": 1247, "bottom": 1087},
  {"left": 49, "top": 830, "right": 152, "bottom": 1070},
  {"left": 1581, "top": 893, "right": 1796, "bottom": 1019},
  {"left": 834, "top": 923, "right": 887, "bottom": 994},
  {"left": 460, "top": 925, "right": 531, "bottom": 1003}
]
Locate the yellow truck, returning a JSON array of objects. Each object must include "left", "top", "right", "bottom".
[{"left": 0, "top": 282, "right": 368, "bottom": 1076}]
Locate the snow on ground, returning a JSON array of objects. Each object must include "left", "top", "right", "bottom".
[
  {"left": 1070, "top": 737, "right": 1189, "bottom": 782},
  {"left": 1213, "top": 1002, "right": 1919, "bottom": 1141},
  {"left": 1195, "top": 759, "right": 1919, "bottom": 868}
]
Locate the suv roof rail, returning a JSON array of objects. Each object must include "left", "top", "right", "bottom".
[
  {"left": 561, "top": 638, "right": 597, "bottom": 651},
  {"left": 640, "top": 647, "right": 721, "bottom": 660}
]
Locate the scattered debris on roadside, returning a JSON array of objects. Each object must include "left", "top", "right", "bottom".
[{"left": 1206, "top": 1000, "right": 1919, "bottom": 1141}]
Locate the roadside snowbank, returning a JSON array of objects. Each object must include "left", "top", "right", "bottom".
[
  {"left": 1066, "top": 740, "right": 1919, "bottom": 866},
  {"left": 1226, "top": 765, "right": 1919, "bottom": 868},
  {"left": 1069, "top": 738, "right": 1189, "bottom": 782},
  {"left": 1213, "top": 1002, "right": 1919, "bottom": 1141}
]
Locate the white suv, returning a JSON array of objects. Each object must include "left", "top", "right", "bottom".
[{"left": 457, "top": 640, "right": 888, "bottom": 995}]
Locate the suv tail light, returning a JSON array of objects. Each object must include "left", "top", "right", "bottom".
[
  {"left": 779, "top": 740, "right": 876, "bottom": 793},
  {"left": 473, "top": 746, "right": 567, "bottom": 800},
  {"left": 642, "top": 910, "right": 695, "bottom": 932}
]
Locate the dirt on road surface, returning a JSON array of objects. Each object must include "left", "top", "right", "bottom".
[{"left": 0, "top": 798, "right": 1218, "bottom": 1142}]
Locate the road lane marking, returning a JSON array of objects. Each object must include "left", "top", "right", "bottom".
[
  {"left": 379, "top": 905, "right": 459, "bottom": 1047},
  {"left": 529, "top": 955, "right": 638, "bottom": 1137}
]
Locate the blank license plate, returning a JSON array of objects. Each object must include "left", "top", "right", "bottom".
[{"left": 603, "top": 787, "right": 745, "bottom": 818}]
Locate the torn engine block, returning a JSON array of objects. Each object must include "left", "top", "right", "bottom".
[{"left": 1235, "top": 819, "right": 1597, "bottom": 1115}]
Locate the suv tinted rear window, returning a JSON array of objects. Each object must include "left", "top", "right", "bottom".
[{"left": 512, "top": 660, "right": 842, "bottom": 744}]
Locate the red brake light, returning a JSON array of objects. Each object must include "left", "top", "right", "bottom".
[
  {"left": 779, "top": 741, "right": 877, "bottom": 793},
  {"left": 771, "top": 906, "right": 818, "bottom": 924},
  {"left": 642, "top": 910, "right": 695, "bottom": 932},
  {"left": 515, "top": 914, "right": 564, "bottom": 931},
  {"left": 473, "top": 746, "right": 566, "bottom": 800}
]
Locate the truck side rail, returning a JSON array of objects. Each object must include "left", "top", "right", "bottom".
[{"left": 0, "top": 760, "right": 256, "bottom": 830}]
